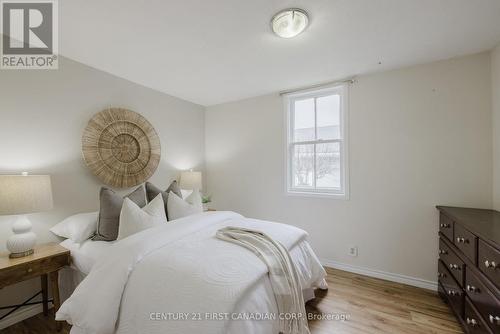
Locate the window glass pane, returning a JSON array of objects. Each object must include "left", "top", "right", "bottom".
[
  {"left": 292, "top": 144, "right": 314, "bottom": 188},
  {"left": 317, "top": 94, "right": 340, "bottom": 140},
  {"left": 316, "top": 142, "right": 341, "bottom": 189},
  {"left": 293, "top": 98, "right": 315, "bottom": 142}
]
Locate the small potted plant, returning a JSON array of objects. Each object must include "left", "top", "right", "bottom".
[{"left": 202, "top": 194, "right": 212, "bottom": 211}]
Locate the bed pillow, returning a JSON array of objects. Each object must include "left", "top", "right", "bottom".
[
  {"left": 50, "top": 212, "right": 98, "bottom": 243},
  {"left": 166, "top": 190, "right": 203, "bottom": 221},
  {"left": 117, "top": 194, "right": 167, "bottom": 240},
  {"left": 180, "top": 189, "right": 193, "bottom": 199},
  {"left": 186, "top": 190, "right": 203, "bottom": 211},
  {"left": 93, "top": 185, "right": 147, "bottom": 241},
  {"left": 145, "top": 181, "right": 182, "bottom": 219}
]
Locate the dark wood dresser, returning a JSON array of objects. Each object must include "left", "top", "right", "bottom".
[{"left": 437, "top": 206, "right": 500, "bottom": 334}]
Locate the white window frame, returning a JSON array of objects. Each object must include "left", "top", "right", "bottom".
[{"left": 284, "top": 84, "right": 349, "bottom": 199}]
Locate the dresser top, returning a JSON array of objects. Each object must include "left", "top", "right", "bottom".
[
  {"left": 437, "top": 206, "right": 500, "bottom": 248},
  {"left": 0, "top": 242, "right": 69, "bottom": 271}
]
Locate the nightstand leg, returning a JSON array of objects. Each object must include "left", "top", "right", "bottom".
[
  {"left": 41, "top": 274, "right": 48, "bottom": 316},
  {"left": 49, "top": 271, "right": 62, "bottom": 331}
]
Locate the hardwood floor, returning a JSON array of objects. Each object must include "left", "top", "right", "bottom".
[
  {"left": 307, "top": 268, "right": 462, "bottom": 334},
  {"left": 1, "top": 267, "right": 462, "bottom": 334}
]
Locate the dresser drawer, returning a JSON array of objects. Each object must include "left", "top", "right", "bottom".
[
  {"left": 0, "top": 253, "right": 69, "bottom": 288},
  {"left": 438, "top": 259, "right": 457, "bottom": 290},
  {"left": 466, "top": 268, "right": 500, "bottom": 333},
  {"left": 439, "top": 259, "right": 464, "bottom": 319},
  {"left": 439, "top": 213, "right": 454, "bottom": 241},
  {"left": 479, "top": 240, "right": 500, "bottom": 290},
  {"left": 440, "top": 238, "right": 465, "bottom": 286},
  {"left": 455, "top": 223, "right": 478, "bottom": 264},
  {"left": 442, "top": 268, "right": 464, "bottom": 318},
  {"left": 465, "top": 297, "right": 493, "bottom": 334}
]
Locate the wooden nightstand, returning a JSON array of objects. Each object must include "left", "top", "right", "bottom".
[{"left": 0, "top": 243, "right": 70, "bottom": 331}]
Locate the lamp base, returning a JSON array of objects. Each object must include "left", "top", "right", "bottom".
[
  {"left": 6, "top": 216, "right": 37, "bottom": 258},
  {"left": 9, "top": 249, "right": 34, "bottom": 259}
]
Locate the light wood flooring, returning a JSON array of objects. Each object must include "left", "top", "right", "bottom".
[
  {"left": 307, "top": 268, "right": 462, "bottom": 333},
  {"left": 1, "top": 267, "right": 462, "bottom": 334}
]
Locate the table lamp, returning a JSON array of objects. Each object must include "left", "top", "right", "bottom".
[
  {"left": 0, "top": 174, "right": 53, "bottom": 258},
  {"left": 180, "top": 170, "right": 202, "bottom": 191}
]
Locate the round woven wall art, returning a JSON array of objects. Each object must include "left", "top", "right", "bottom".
[{"left": 82, "top": 108, "right": 161, "bottom": 188}]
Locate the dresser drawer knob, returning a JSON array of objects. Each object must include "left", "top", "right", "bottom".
[
  {"left": 485, "top": 260, "right": 498, "bottom": 269},
  {"left": 438, "top": 249, "right": 448, "bottom": 255},
  {"left": 447, "top": 290, "right": 460, "bottom": 296},
  {"left": 489, "top": 315, "right": 500, "bottom": 325},
  {"left": 27, "top": 268, "right": 33, "bottom": 273},
  {"left": 466, "top": 318, "right": 478, "bottom": 327},
  {"left": 438, "top": 272, "right": 446, "bottom": 279},
  {"left": 440, "top": 223, "right": 451, "bottom": 228},
  {"left": 456, "top": 237, "right": 468, "bottom": 243},
  {"left": 466, "top": 285, "right": 479, "bottom": 293},
  {"left": 449, "top": 263, "right": 460, "bottom": 270}
]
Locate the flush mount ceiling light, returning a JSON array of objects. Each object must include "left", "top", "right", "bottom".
[{"left": 271, "top": 8, "right": 309, "bottom": 38}]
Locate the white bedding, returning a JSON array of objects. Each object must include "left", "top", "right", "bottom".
[
  {"left": 60, "top": 238, "right": 115, "bottom": 275},
  {"left": 58, "top": 211, "right": 327, "bottom": 334},
  {"left": 59, "top": 239, "right": 115, "bottom": 302}
]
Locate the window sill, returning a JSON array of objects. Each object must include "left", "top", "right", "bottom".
[{"left": 286, "top": 190, "right": 349, "bottom": 200}]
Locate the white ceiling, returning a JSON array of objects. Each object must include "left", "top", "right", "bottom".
[{"left": 60, "top": 0, "right": 500, "bottom": 106}]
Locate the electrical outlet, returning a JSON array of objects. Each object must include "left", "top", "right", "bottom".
[{"left": 349, "top": 246, "right": 358, "bottom": 257}]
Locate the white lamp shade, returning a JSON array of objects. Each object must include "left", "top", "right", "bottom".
[
  {"left": 0, "top": 175, "right": 53, "bottom": 215},
  {"left": 180, "top": 171, "right": 202, "bottom": 190}
]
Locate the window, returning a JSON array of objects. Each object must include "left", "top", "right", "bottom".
[{"left": 285, "top": 84, "right": 349, "bottom": 198}]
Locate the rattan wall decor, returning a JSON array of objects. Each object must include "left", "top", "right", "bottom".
[{"left": 82, "top": 108, "right": 161, "bottom": 188}]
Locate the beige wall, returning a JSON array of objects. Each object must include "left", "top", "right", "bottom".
[
  {"left": 493, "top": 45, "right": 500, "bottom": 210},
  {"left": 0, "top": 57, "right": 205, "bottom": 324},
  {"left": 205, "top": 52, "right": 493, "bottom": 285}
]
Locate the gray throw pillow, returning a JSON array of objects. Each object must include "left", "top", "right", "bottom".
[
  {"left": 145, "top": 181, "right": 182, "bottom": 220},
  {"left": 93, "top": 185, "right": 147, "bottom": 241}
]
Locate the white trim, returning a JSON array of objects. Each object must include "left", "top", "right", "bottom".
[
  {"left": 0, "top": 304, "right": 51, "bottom": 330},
  {"left": 283, "top": 83, "right": 350, "bottom": 199},
  {"left": 286, "top": 190, "right": 348, "bottom": 199},
  {"left": 320, "top": 258, "right": 438, "bottom": 291},
  {"left": 290, "top": 138, "right": 342, "bottom": 145},
  {"left": 280, "top": 77, "right": 356, "bottom": 96}
]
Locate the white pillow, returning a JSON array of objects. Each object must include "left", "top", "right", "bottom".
[
  {"left": 167, "top": 190, "right": 203, "bottom": 220},
  {"left": 186, "top": 189, "right": 203, "bottom": 211},
  {"left": 180, "top": 189, "right": 193, "bottom": 199},
  {"left": 50, "top": 212, "right": 98, "bottom": 244},
  {"left": 117, "top": 193, "right": 166, "bottom": 240}
]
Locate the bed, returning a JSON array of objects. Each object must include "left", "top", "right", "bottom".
[{"left": 57, "top": 211, "right": 327, "bottom": 334}]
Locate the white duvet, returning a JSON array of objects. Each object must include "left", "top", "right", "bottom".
[{"left": 57, "top": 211, "right": 327, "bottom": 334}]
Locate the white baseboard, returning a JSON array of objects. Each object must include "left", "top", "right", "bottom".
[
  {"left": 0, "top": 304, "right": 51, "bottom": 330},
  {"left": 321, "top": 258, "right": 438, "bottom": 291}
]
